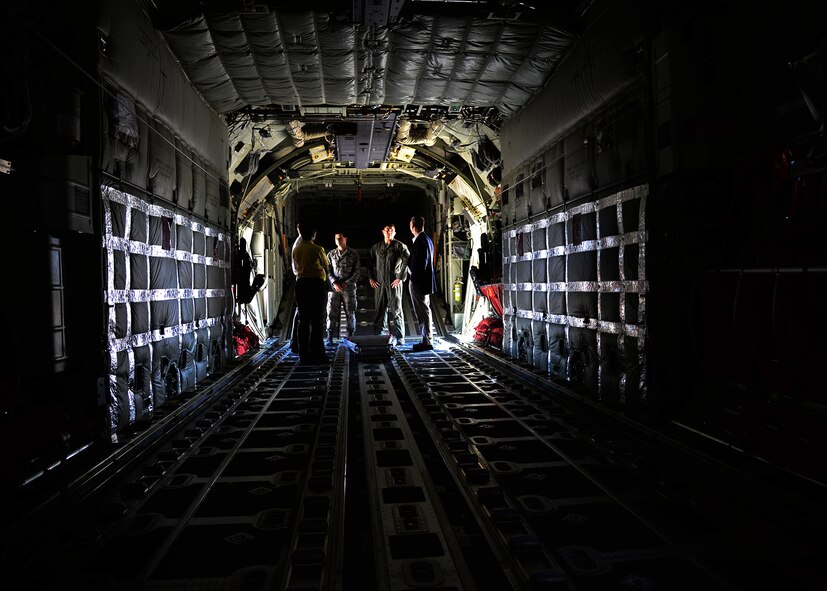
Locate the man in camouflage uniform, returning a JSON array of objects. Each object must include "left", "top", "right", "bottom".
[
  {"left": 369, "top": 223, "right": 410, "bottom": 344},
  {"left": 326, "top": 231, "right": 360, "bottom": 342}
]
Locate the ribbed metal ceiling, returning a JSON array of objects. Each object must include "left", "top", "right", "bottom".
[{"left": 159, "top": 9, "right": 578, "bottom": 117}]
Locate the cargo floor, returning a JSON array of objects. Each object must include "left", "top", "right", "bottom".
[{"left": 3, "top": 340, "right": 825, "bottom": 590}]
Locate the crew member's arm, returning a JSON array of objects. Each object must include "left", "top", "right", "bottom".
[
  {"left": 391, "top": 243, "right": 410, "bottom": 288},
  {"left": 369, "top": 245, "right": 380, "bottom": 289},
  {"left": 342, "top": 249, "right": 360, "bottom": 289}
]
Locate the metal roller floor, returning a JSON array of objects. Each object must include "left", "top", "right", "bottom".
[{"left": 5, "top": 339, "right": 825, "bottom": 590}]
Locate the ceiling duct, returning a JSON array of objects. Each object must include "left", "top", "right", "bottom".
[
  {"left": 395, "top": 118, "right": 446, "bottom": 147},
  {"left": 286, "top": 120, "right": 329, "bottom": 148}
]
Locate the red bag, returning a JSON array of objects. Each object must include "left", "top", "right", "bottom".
[{"left": 473, "top": 316, "right": 503, "bottom": 347}]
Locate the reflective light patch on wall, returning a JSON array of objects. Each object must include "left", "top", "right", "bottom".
[
  {"left": 102, "top": 186, "right": 232, "bottom": 441},
  {"left": 502, "top": 184, "right": 648, "bottom": 406}
]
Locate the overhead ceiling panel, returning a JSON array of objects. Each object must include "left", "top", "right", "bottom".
[
  {"left": 159, "top": 9, "right": 578, "bottom": 117},
  {"left": 336, "top": 114, "right": 398, "bottom": 168}
]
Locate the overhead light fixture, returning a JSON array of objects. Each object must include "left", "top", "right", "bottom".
[
  {"left": 395, "top": 146, "right": 416, "bottom": 163},
  {"left": 309, "top": 145, "right": 331, "bottom": 163}
]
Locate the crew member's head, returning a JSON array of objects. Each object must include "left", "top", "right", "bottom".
[
  {"left": 334, "top": 232, "right": 348, "bottom": 250},
  {"left": 298, "top": 221, "right": 316, "bottom": 240},
  {"left": 381, "top": 224, "right": 396, "bottom": 243},
  {"left": 410, "top": 216, "right": 424, "bottom": 235}
]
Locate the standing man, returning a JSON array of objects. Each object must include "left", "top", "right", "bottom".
[
  {"left": 407, "top": 216, "right": 437, "bottom": 351},
  {"left": 369, "top": 223, "right": 409, "bottom": 345},
  {"left": 292, "top": 221, "right": 330, "bottom": 363},
  {"left": 289, "top": 231, "right": 303, "bottom": 353},
  {"left": 326, "top": 231, "right": 360, "bottom": 343}
]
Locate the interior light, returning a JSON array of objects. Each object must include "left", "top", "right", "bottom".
[
  {"left": 395, "top": 146, "right": 416, "bottom": 162},
  {"left": 309, "top": 145, "right": 331, "bottom": 162}
]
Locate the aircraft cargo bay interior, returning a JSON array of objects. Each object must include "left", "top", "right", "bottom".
[{"left": 0, "top": 1, "right": 825, "bottom": 590}]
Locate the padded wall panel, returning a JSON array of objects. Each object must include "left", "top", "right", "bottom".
[
  {"left": 532, "top": 227, "right": 546, "bottom": 252},
  {"left": 600, "top": 293, "right": 620, "bottom": 323},
  {"left": 195, "top": 327, "right": 210, "bottom": 381},
  {"left": 207, "top": 297, "right": 225, "bottom": 319},
  {"left": 503, "top": 322, "right": 515, "bottom": 358},
  {"left": 151, "top": 337, "right": 178, "bottom": 405},
  {"left": 130, "top": 210, "right": 147, "bottom": 242},
  {"left": 193, "top": 231, "right": 206, "bottom": 255},
  {"left": 150, "top": 257, "right": 178, "bottom": 290},
  {"left": 113, "top": 250, "right": 126, "bottom": 289},
  {"left": 113, "top": 351, "right": 131, "bottom": 426},
  {"left": 176, "top": 140, "right": 194, "bottom": 208},
  {"left": 133, "top": 345, "right": 152, "bottom": 412},
  {"left": 193, "top": 263, "right": 206, "bottom": 289},
  {"left": 148, "top": 119, "right": 176, "bottom": 200},
  {"left": 192, "top": 161, "right": 207, "bottom": 218},
  {"left": 501, "top": 181, "right": 515, "bottom": 227},
  {"left": 568, "top": 327, "right": 598, "bottom": 391},
  {"left": 548, "top": 222, "right": 565, "bottom": 248},
  {"left": 532, "top": 289, "right": 546, "bottom": 313},
  {"left": 98, "top": 0, "right": 229, "bottom": 174},
  {"left": 548, "top": 324, "right": 567, "bottom": 378},
  {"left": 194, "top": 297, "right": 207, "bottom": 321},
  {"left": 205, "top": 175, "right": 220, "bottom": 224},
  {"left": 531, "top": 319, "right": 547, "bottom": 370},
  {"left": 123, "top": 106, "right": 150, "bottom": 189},
  {"left": 529, "top": 158, "right": 548, "bottom": 216},
  {"left": 500, "top": 0, "right": 643, "bottom": 176},
  {"left": 180, "top": 296, "right": 194, "bottom": 324},
  {"left": 110, "top": 201, "right": 126, "bottom": 238},
  {"left": 178, "top": 260, "right": 193, "bottom": 290},
  {"left": 600, "top": 247, "right": 620, "bottom": 281},
  {"left": 114, "top": 303, "right": 128, "bottom": 339},
  {"left": 130, "top": 254, "right": 148, "bottom": 288},
  {"left": 599, "top": 335, "right": 622, "bottom": 405},
  {"left": 515, "top": 317, "right": 532, "bottom": 361},
  {"left": 547, "top": 144, "right": 565, "bottom": 208},
  {"left": 564, "top": 125, "right": 594, "bottom": 200},
  {"left": 567, "top": 251, "right": 596, "bottom": 282},
  {"left": 514, "top": 174, "right": 530, "bottom": 221},
  {"left": 150, "top": 300, "right": 179, "bottom": 331},
  {"left": 549, "top": 290, "right": 566, "bottom": 316},
  {"left": 623, "top": 336, "right": 641, "bottom": 402},
  {"left": 177, "top": 225, "right": 193, "bottom": 253},
  {"left": 131, "top": 301, "right": 148, "bottom": 334},
  {"left": 180, "top": 332, "right": 197, "bottom": 392}
]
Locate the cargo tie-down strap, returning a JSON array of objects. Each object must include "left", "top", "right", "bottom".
[
  {"left": 102, "top": 185, "right": 232, "bottom": 441},
  {"left": 502, "top": 183, "right": 648, "bottom": 403}
]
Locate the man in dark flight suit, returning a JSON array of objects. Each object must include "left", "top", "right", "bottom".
[{"left": 407, "top": 216, "right": 437, "bottom": 351}]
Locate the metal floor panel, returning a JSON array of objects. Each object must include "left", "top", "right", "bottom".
[{"left": 5, "top": 339, "right": 826, "bottom": 590}]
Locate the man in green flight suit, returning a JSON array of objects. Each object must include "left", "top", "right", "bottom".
[{"left": 369, "top": 223, "right": 410, "bottom": 345}]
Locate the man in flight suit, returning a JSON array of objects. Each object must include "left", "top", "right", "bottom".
[
  {"left": 369, "top": 223, "right": 409, "bottom": 345},
  {"left": 326, "top": 231, "right": 360, "bottom": 343}
]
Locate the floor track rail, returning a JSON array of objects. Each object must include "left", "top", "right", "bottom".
[
  {"left": 357, "top": 360, "right": 475, "bottom": 590},
  {"left": 389, "top": 344, "right": 731, "bottom": 590}
]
